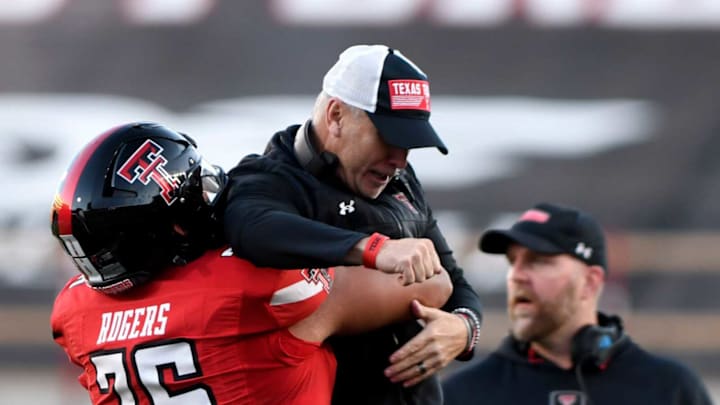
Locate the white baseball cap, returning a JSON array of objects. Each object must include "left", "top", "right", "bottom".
[{"left": 322, "top": 44, "right": 448, "bottom": 154}]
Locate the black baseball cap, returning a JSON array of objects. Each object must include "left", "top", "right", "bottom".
[
  {"left": 479, "top": 203, "right": 607, "bottom": 270},
  {"left": 322, "top": 44, "right": 448, "bottom": 155}
]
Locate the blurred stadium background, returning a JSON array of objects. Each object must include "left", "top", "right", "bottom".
[{"left": 1, "top": 1, "right": 719, "bottom": 403}]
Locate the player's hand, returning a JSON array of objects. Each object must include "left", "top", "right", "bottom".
[
  {"left": 374, "top": 238, "right": 443, "bottom": 285},
  {"left": 384, "top": 300, "right": 468, "bottom": 386}
]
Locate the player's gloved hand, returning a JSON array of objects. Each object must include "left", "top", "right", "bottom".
[{"left": 370, "top": 236, "right": 443, "bottom": 285}]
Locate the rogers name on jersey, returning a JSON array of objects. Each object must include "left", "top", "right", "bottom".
[{"left": 96, "top": 303, "right": 170, "bottom": 344}]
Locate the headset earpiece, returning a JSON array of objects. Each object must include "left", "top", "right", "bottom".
[
  {"left": 294, "top": 120, "right": 338, "bottom": 175},
  {"left": 571, "top": 323, "right": 625, "bottom": 369}
]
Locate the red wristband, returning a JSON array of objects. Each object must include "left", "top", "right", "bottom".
[{"left": 362, "top": 232, "right": 389, "bottom": 269}]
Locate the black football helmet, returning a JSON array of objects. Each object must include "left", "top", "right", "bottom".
[{"left": 50, "top": 122, "right": 226, "bottom": 294}]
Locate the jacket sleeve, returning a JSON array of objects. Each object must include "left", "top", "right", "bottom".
[
  {"left": 223, "top": 171, "right": 367, "bottom": 268},
  {"left": 425, "top": 220, "right": 483, "bottom": 319},
  {"left": 424, "top": 213, "right": 483, "bottom": 361}
]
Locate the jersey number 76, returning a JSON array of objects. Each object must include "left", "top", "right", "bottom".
[{"left": 89, "top": 339, "right": 216, "bottom": 404}]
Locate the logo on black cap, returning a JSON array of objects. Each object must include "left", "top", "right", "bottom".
[
  {"left": 322, "top": 44, "right": 448, "bottom": 154},
  {"left": 479, "top": 203, "right": 607, "bottom": 271}
]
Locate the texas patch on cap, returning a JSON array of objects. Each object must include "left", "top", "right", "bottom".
[
  {"left": 322, "top": 44, "right": 448, "bottom": 155},
  {"left": 479, "top": 202, "right": 607, "bottom": 270}
]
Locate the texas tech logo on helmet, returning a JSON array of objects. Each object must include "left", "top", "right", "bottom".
[{"left": 116, "top": 139, "right": 181, "bottom": 205}]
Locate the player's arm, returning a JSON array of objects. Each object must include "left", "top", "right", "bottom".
[{"left": 289, "top": 266, "right": 452, "bottom": 342}]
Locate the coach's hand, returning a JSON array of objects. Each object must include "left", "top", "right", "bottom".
[
  {"left": 375, "top": 238, "right": 443, "bottom": 285},
  {"left": 384, "top": 300, "right": 468, "bottom": 386}
]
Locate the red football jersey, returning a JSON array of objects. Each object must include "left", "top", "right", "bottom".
[{"left": 51, "top": 247, "right": 336, "bottom": 405}]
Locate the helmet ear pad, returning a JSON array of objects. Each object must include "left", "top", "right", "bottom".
[{"left": 51, "top": 122, "right": 222, "bottom": 294}]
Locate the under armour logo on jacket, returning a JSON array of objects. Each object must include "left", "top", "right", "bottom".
[
  {"left": 338, "top": 200, "right": 355, "bottom": 216},
  {"left": 575, "top": 242, "right": 593, "bottom": 259}
]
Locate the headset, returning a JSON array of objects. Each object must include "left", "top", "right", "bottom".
[
  {"left": 571, "top": 318, "right": 626, "bottom": 369},
  {"left": 293, "top": 119, "right": 338, "bottom": 175},
  {"left": 571, "top": 316, "right": 627, "bottom": 405}
]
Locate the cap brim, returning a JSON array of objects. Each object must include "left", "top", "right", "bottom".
[
  {"left": 479, "top": 230, "right": 565, "bottom": 255},
  {"left": 367, "top": 113, "right": 448, "bottom": 155}
]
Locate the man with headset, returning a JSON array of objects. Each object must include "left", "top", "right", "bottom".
[{"left": 442, "top": 202, "right": 712, "bottom": 405}]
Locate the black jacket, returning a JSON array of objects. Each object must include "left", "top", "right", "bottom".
[
  {"left": 223, "top": 123, "right": 483, "bottom": 405},
  {"left": 442, "top": 314, "right": 713, "bottom": 405}
]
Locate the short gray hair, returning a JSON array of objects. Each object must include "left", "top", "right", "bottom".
[{"left": 313, "top": 91, "right": 364, "bottom": 121}]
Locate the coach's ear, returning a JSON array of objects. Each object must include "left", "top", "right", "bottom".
[
  {"left": 325, "top": 97, "right": 344, "bottom": 139},
  {"left": 582, "top": 265, "right": 605, "bottom": 300}
]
